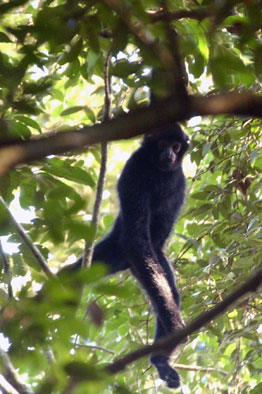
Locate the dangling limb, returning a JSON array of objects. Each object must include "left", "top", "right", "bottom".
[
  {"left": 148, "top": 248, "right": 187, "bottom": 388},
  {"left": 131, "top": 260, "right": 182, "bottom": 389},
  {"left": 150, "top": 318, "right": 181, "bottom": 389},
  {"left": 155, "top": 249, "right": 181, "bottom": 311}
]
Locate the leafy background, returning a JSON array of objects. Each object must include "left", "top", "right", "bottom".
[{"left": 0, "top": 0, "right": 262, "bottom": 393}]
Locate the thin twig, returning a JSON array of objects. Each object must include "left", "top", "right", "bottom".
[
  {"left": 75, "top": 343, "right": 114, "bottom": 355},
  {"left": 0, "top": 196, "right": 54, "bottom": 278},
  {"left": 0, "top": 241, "right": 13, "bottom": 298},
  {"left": 82, "top": 49, "right": 111, "bottom": 268},
  {"left": 128, "top": 308, "right": 144, "bottom": 344},
  {"left": 151, "top": 373, "right": 157, "bottom": 394},
  {"left": 173, "top": 363, "right": 228, "bottom": 376},
  {"left": 72, "top": 50, "right": 112, "bottom": 351}
]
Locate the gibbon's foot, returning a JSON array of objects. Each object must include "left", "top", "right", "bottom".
[{"left": 151, "top": 356, "right": 180, "bottom": 389}]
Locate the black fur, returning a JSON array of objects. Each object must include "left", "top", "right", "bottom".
[{"left": 62, "top": 123, "right": 190, "bottom": 389}]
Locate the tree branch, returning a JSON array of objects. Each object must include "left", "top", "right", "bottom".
[
  {"left": 83, "top": 49, "right": 111, "bottom": 268},
  {"left": 1, "top": 93, "right": 262, "bottom": 176},
  {"left": 190, "top": 93, "right": 262, "bottom": 117},
  {"left": 0, "top": 241, "right": 13, "bottom": 298},
  {"left": 103, "top": 0, "right": 177, "bottom": 73},
  {"left": 105, "top": 269, "right": 262, "bottom": 374},
  {"left": 150, "top": 1, "right": 244, "bottom": 23},
  {"left": 0, "top": 197, "right": 54, "bottom": 278},
  {"left": 0, "top": 374, "right": 19, "bottom": 394},
  {"left": 0, "top": 347, "right": 33, "bottom": 394},
  {"left": 75, "top": 343, "right": 114, "bottom": 355},
  {"left": 104, "top": 0, "right": 189, "bottom": 103},
  {"left": 173, "top": 363, "right": 228, "bottom": 376},
  {"left": 150, "top": 7, "right": 213, "bottom": 22},
  {"left": 159, "top": 0, "right": 188, "bottom": 100}
]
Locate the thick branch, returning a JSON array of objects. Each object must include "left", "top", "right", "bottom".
[
  {"left": 0, "top": 93, "right": 262, "bottom": 176},
  {"left": 190, "top": 93, "right": 262, "bottom": 117},
  {"left": 0, "top": 97, "right": 185, "bottom": 175},
  {"left": 159, "top": 0, "right": 188, "bottom": 99},
  {"left": 105, "top": 269, "right": 262, "bottom": 374}
]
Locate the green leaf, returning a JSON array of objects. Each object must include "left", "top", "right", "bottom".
[
  {"left": 8, "top": 120, "right": 31, "bottom": 138},
  {"left": 0, "top": 32, "right": 12, "bottom": 42},
  {"left": 58, "top": 38, "right": 83, "bottom": 65},
  {"left": 191, "top": 191, "right": 210, "bottom": 200},
  {"left": 64, "top": 59, "right": 80, "bottom": 79},
  {"left": 15, "top": 115, "right": 41, "bottom": 133},
  {"left": 19, "top": 243, "right": 41, "bottom": 272},
  {"left": 44, "top": 161, "right": 95, "bottom": 188},
  {"left": 64, "top": 361, "right": 102, "bottom": 381},
  {"left": 189, "top": 53, "right": 205, "bottom": 78},
  {"left": 111, "top": 60, "right": 141, "bottom": 78},
  {"left": 193, "top": 204, "right": 213, "bottom": 217},
  {"left": 67, "top": 221, "right": 94, "bottom": 243},
  {"left": 85, "top": 49, "right": 100, "bottom": 75},
  {"left": 60, "top": 106, "right": 86, "bottom": 116},
  {"left": 85, "top": 107, "right": 96, "bottom": 123},
  {"left": 51, "top": 88, "right": 64, "bottom": 102},
  {"left": 0, "top": 0, "right": 27, "bottom": 13},
  {"left": 210, "top": 47, "right": 252, "bottom": 88},
  {"left": 94, "top": 283, "right": 130, "bottom": 298}
]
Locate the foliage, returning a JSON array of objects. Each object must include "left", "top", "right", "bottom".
[{"left": 0, "top": 0, "right": 262, "bottom": 393}]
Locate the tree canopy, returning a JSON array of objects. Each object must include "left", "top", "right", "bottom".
[{"left": 0, "top": 1, "right": 262, "bottom": 393}]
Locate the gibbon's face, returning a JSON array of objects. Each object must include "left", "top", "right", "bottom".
[{"left": 144, "top": 124, "right": 190, "bottom": 171}]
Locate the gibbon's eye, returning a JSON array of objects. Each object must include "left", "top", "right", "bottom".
[
  {"left": 158, "top": 140, "right": 169, "bottom": 150},
  {"left": 172, "top": 142, "right": 181, "bottom": 153}
]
